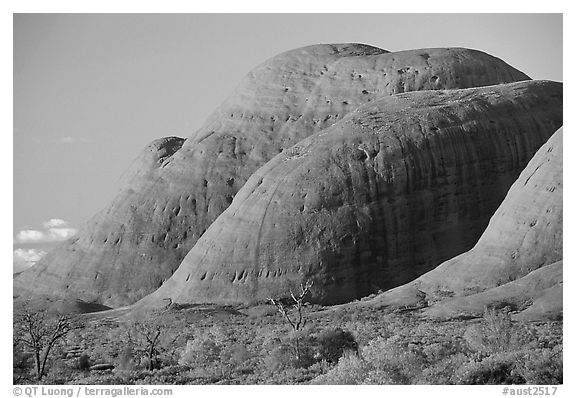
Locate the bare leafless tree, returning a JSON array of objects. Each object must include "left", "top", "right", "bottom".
[
  {"left": 267, "top": 280, "right": 314, "bottom": 362},
  {"left": 14, "top": 304, "right": 73, "bottom": 381},
  {"left": 126, "top": 320, "right": 162, "bottom": 370},
  {"left": 125, "top": 312, "right": 184, "bottom": 370}
]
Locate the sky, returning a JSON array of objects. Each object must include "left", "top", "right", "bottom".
[{"left": 12, "top": 13, "right": 563, "bottom": 271}]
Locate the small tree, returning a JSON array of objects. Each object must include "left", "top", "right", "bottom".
[
  {"left": 126, "top": 319, "right": 162, "bottom": 370},
  {"left": 267, "top": 280, "right": 313, "bottom": 364},
  {"left": 14, "top": 304, "right": 73, "bottom": 381},
  {"left": 125, "top": 312, "right": 185, "bottom": 370}
]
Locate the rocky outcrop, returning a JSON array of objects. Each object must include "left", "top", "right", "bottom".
[
  {"left": 418, "top": 127, "right": 561, "bottom": 294},
  {"left": 15, "top": 44, "right": 532, "bottom": 307},
  {"left": 89, "top": 364, "right": 115, "bottom": 371},
  {"left": 421, "top": 261, "right": 562, "bottom": 320},
  {"left": 373, "top": 127, "right": 563, "bottom": 320},
  {"left": 135, "top": 80, "right": 562, "bottom": 307}
]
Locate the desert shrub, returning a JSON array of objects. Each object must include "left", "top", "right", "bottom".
[
  {"left": 43, "top": 359, "right": 78, "bottom": 384},
  {"left": 464, "top": 307, "right": 519, "bottom": 354},
  {"left": 266, "top": 365, "right": 326, "bottom": 384},
  {"left": 258, "top": 328, "right": 317, "bottom": 371},
  {"left": 528, "top": 322, "right": 563, "bottom": 349},
  {"left": 416, "top": 353, "right": 471, "bottom": 384},
  {"left": 78, "top": 354, "right": 91, "bottom": 371},
  {"left": 314, "top": 335, "right": 425, "bottom": 384},
  {"left": 179, "top": 337, "right": 220, "bottom": 367},
  {"left": 16, "top": 298, "right": 561, "bottom": 385},
  {"left": 312, "top": 351, "right": 368, "bottom": 384},
  {"left": 455, "top": 352, "right": 525, "bottom": 385},
  {"left": 116, "top": 346, "right": 136, "bottom": 371},
  {"left": 220, "top": 342, "right": 252, "bottom": 376},
  {"left": 13, "top": 349, "right": 33, "bottom": 383},
  {"left": 363, "top": 335, "right": 427, "bottom": 384},
  {"left": 261, "top": 342, "right": 296, "bottom": 372},
  {"left": 292, "top": 331, "right": 318, "bottom": 368},
  {"left": 341, "top": 320, "right": 388, "bottom": 346},
  {"left": 514, "top": 346, "right": 563, "bottom": 384},
  {"left": 258, "top": 332, "right": 282, "bottom": 357},
  {"left": 420, "top": 340, "right": 465, "bottom": 363},
  {"left": 178, "top": 325, "right": 251, "bottom": 379},
  {"left": 314, "top": 328, "right": 358, "bottom": 363},
  {"left": 137, "top": 365, "right": 192, "bottom": 384}
]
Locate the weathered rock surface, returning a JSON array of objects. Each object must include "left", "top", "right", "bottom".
[
  {"left": 15, "top": 44, "right": 532, "bottom": 307},
  {"left": 136, "top": 80, "right": 562, "bottom": 307},
  {"left": 421, "top": 261, "right": 562, "bottom": 320},
  {"left": 89, "top": 364, "right": 115, "bottom": 371},
  {"left": 373, "top": 127, "right": 563, "bottom": 319}
]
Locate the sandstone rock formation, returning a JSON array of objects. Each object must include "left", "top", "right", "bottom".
[
  {"left": 15, "top": 44, "right": 532, "bottom": 307},
  {"left": 373, "top": 127, "right": 563, "bottom": 319},
  {"left": 135, "top": 80, "right": 562, "bottom": 307},
  {"left": 421, "top": 261, "right": 562, "bottom": 321}
]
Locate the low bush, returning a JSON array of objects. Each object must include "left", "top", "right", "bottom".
[
  {"left": 78, "top": 354, "right": 91, "bottom": 371},
  {"left": 454, "top": 352, "right": 525, "bottom": 384},
  {"left": 514, "top": 346, "right": 563, "bottom": 384},
  {"left": 314, "top": 328, "right": 358, "bottom": 364},
  {"left": 14, "top": 302, "right": 561, "bottom": 385}
]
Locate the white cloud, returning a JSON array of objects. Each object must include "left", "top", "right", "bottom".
[
  {"left": 13, "top": 248, "right": 48, "bottom": 272},
  {"left": 15, "top": 229, "right": 46, "bottom": 243},
  {"left": 14, "top": 219, "right": 77, "bottom": 243},
  {"left": 48, "top": 227, "right": 77, "bottom": 240},
  {"left": 60, "top": 136, "right": 94, "bottom": 144},
  {"left": 42, "top": 218, "right": 68, "bottom": 228}
]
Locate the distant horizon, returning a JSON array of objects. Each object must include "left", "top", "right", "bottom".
[{"left": 13, "top": 13, "right": 563, "bottom": 271}]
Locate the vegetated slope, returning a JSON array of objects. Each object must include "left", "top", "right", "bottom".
[
  {"left": 15, "top": 44, "right": 531, "bottom": 307},
  {"left": 374, "top": 128, "right": 563, "bottom": 320},
  {"left": 135, "top": 80, "right": 562, "bottom": 307}
]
